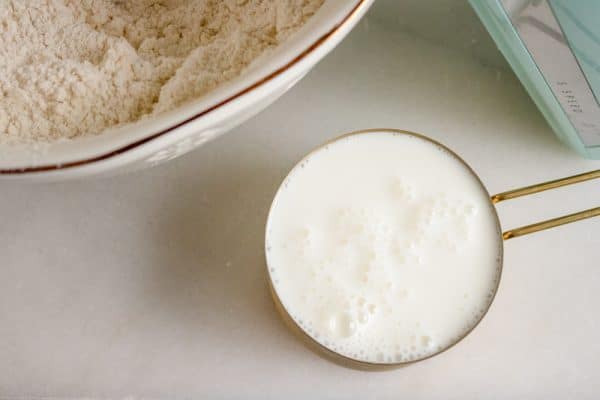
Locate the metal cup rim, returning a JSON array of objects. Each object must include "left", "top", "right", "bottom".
[{"left": 264, "top": 128, "right": 504, "bottom": 370}]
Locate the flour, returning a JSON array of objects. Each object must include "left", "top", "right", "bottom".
[{"left": 0, "top": 0, "right": 323, "bottom": 144}]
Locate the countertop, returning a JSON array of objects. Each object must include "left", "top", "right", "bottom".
[{"left": 2, "top": 1, "right": 600, "bottom": 398}]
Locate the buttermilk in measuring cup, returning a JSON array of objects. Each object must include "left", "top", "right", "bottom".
[{"left": 266, "top": 131, "right": 502, "bottom": 363}]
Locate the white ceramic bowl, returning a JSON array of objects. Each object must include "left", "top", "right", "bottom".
[{"left": 0, "top": 0, "right": 373, "bottom": 181}]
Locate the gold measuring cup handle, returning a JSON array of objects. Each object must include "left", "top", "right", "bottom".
[{"left": 491, "top": 170, "right": 600, "bottom": 240}]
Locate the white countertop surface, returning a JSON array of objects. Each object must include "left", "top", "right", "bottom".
[{"left": 2, "top": 1, "right": 600, "bottom": 398}]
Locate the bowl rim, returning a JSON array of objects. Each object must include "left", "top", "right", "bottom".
[{"left": 1, "top": 0, "right": 369, "bottom": 175}]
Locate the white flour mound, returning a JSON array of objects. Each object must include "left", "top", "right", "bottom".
[{"left": 0, "top": 0, "right": 323, "bottom": 144}]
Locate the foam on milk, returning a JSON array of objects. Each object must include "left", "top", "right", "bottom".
[{"left": 266, "top": 131, "right": 502, "bottom": 363}]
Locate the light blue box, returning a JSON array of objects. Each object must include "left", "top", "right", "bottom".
[{"left": 470, "top": 0, "right": 600, "bottom": 159}]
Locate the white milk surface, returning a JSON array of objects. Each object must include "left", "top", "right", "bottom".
[{"left": 266, "top": 131, "right": 502, "bottom": 364}]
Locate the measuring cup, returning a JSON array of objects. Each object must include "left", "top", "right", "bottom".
[{"left": 265, "top": 128, "right": 599, "bottom": 370}]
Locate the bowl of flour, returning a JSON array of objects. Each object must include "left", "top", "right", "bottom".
[{"left": 0, "top": 0, "right": 373, "bottom": 179}]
